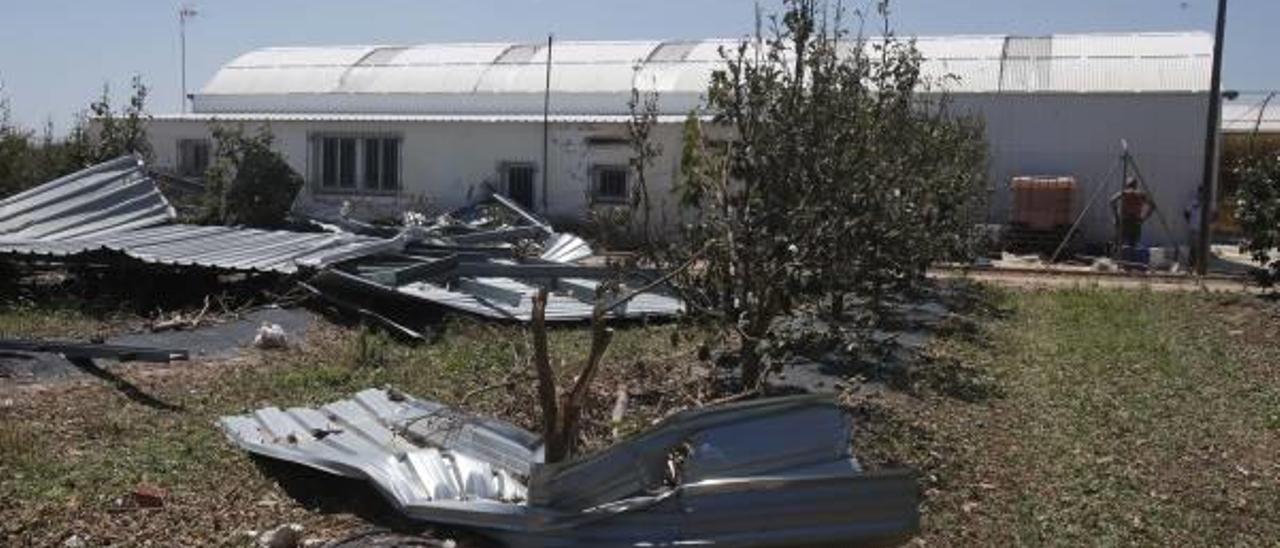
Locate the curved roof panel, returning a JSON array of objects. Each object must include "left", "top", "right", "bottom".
[{"left": 193, "top": 33, "right": 1211, "bottom": 116}]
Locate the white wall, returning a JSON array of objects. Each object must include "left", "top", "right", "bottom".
[
  {"left": 950, "top": 93, "right": 1209, "bottom": 246},
  {"left": 147, "top": 92, "right": 1208, "bottom": 246},
  {"left": 147, "top": 118, "right": 687, "bottom": 228}
]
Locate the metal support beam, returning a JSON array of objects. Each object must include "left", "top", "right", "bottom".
[
  {"left": 450, "top": 226, "right": 547, "bottom": 245},
  {"left": 489, "top": 192, "right": 554, "bottom": 235},
  {"left": 451, "top": 262, "right": 646, "bottom": 280}
]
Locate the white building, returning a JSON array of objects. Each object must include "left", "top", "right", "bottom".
[{"left": 147, "top": 32, "right": 1214, "bottom": 246}]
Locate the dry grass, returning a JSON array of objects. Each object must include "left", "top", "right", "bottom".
[
  {"left": 855, "top": 288, "right": 1280, "bottom": 546},
  {"left": 3, "top": 288, "right": 1279, "bottom": 546},
  {"left": 0, "top": 315, "right": 712, "bottom": 546}
]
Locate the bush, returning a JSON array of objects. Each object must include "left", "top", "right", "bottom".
[
  {"left": 1232, "top": 147, "right": 1280, "bottom": 284},
  {"left": 199, "top": 124, "right": 303, "bottom": 228}
]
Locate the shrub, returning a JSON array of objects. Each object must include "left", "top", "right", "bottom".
[
  {"left": 199, "top": 124, "right": 303, "bottom": 228},
  {"left": 1232, "top": 147, "right": 1280, "bottom": 284}
]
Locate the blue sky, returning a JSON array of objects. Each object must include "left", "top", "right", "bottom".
[{"left": 0, "top": 0, "right": 1276, "bottom": 133}]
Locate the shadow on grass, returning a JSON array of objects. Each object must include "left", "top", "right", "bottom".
[
  {"left": 249, "top": 457, "right": 500, "bottom": 547},
  {"left": 755, "top": 279, "right": 1010, "bottom": 403},
  {"left": 67, "top": 357, "right": 185, "bottom": 412}
]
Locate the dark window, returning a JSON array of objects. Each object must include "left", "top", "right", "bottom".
[
  {"left": 319, "top": 137, "right": 358, "bottom": 189},
  {"left": 318, "top": 136, "right": 399, "bottom": 192},
  {"left": 593, "top": 166, "right": 630, "bottom": 204},
  {"left": 380, "top": 138, "right": 400, "bottom": 190},
  {"left": 177, "top": 139, "right": 210, "bottom": 177},
  {"left": 363, "top": 138, "right": 381, "bottom": 190},
  {"left": 338, "top": 139, "right": 356, "bottom": 188},
  {"left": 321, "top": 139, "right": 338, "bottom": 187},
  {"left": 504, "top": 163, "right": 536, "bottom": 209}
]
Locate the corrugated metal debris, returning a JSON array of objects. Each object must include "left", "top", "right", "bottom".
[
  {"left": 313, "top": 252, "right": 684, "bottom": 322},
  {"left": 0, "top": 157, "right": 683, "bottom": 323},
  {"left": 0, "top": 156, "right": 174, "bottom": 242},
  {"left": 0, "top": 156, "right": 397, "bottom": 274},
  {"left": 0, "top": 224, "right": 397, "bottom": 274},
  {"left": 301, "top": 189, "right": 681, "bottom": 322},
  {"left": 221, "top": 389, "right": 918, "bottom": 547}
]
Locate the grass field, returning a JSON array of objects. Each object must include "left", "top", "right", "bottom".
[
  {"left": 860, "top": 288, "right": 1280, "bottom": 546},
  {"left": 2, "top": 286, "right": 1278, "bottom": 546}
]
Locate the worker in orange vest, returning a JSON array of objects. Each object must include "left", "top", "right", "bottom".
[{"left": 1110, "top": 178, "right": 1153, "bottom": 251}]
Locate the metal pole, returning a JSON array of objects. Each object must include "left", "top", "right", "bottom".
[
  {"left": 180, "top": 10, "right": 187, "bottom": 113},
  {"left": 1197, "top": 0, "right": 1228, "bottom": 275},
  {"left": 542, "top": 34, "right": 553, "bottom": 214},
  {"left": 179, "top": 5, "right": 197, "bottom": 113}
]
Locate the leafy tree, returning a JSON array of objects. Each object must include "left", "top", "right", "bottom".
[
  {"left": 665, "top": 0, "right": 987, "bottom": 388},
  {"left": 199, "top": 124, "right": 303, "bottom": 228},
  {"left": 0, "top": 87, "right": 37, "bottom": 196},
  {"left": 0, "top": 76, "right": 154, "bottom": 198},
  {"left": 1233, "top": 147, "right": 1280, "bottom": 284},
  {"left": 89, "top": 75, "right": 152, "bottom": 163}
]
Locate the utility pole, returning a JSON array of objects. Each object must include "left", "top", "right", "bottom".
[
  {"left": 542, "top": 34, "right": 553, "bottom": 214},
  {"left": 1196, "top": 0, "right": 1227, "bottom": 275},
  {"left": 179, "top": 5, "right": 198, "bottom": 113}
]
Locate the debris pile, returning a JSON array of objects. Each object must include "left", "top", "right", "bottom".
[
  {"left": 0, "top": 156, "right": 683, "bottom": 325},
  {"left": 221, "top": 388, "right": 918, "bottom": 547}
]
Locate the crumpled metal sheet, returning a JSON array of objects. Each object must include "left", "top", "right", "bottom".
[
  {"left": 221, "top": 389, "right": 918, "bottom": 547},
  {"left": 220, "top": 389, "right": 538, "bottom": 505}
]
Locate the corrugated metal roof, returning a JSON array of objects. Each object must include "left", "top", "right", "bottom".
[
  {"left": 0, "top": 157, "right": 396, "bottom": 274},
  {"left": 191, "top": 33, "right": 1211, "bottom": 116},
  {"left": 221, "top": 389, "right": 919, "bottom": 546},
  {"left": 0, "top": 223, "right": 396, "bottom": 274},
  {"left": 1222, "top": 92, "right": 1280, "bottom": 134},
  {"left": 0, "top": 156, "right": 174, "bottom": 242}
]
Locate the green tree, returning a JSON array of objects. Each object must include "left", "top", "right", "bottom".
[
  {"left": 1233, "top": 147, "right": 1280, "bottom": 284},
  {"left": 89, "top": 75, "right": 152, "bottom": 163},
  {"left": 200, "top": 124, "right": 303, "bottom": 228},
  {"left": 669, "top": 0, "right": 987, "bottom": 388},
  {"left": 0, "top": 87, "right": 38, "bottom": 196}
]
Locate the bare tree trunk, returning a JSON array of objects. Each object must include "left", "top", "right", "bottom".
[
  {"left": 530, "top": 289, "right": 565, "bottom": 462},
  {"left": 530, "top": 289, "right": 616, "bottom": 463},
  {"left": 557, "top": 301, "right": 614, "bottom": 459}
]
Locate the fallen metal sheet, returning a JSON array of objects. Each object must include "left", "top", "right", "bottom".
[
  {"left": 0, "top": 155, "right": 174, "bottom": 242},
  {"left": 221, "top": 389, "right": 919, "bottom": 547},
  {"left": 315, "top": 253, "right": 683, "bottom": 323},
  {"left": 0, "top": 223, "right": 395, "bottom": 274},
  {"left": 0, "top": 339, "right": 188, "bottom": 362},
  {"left": 539, "top": 233, "right": 592, "bottom": 264},
  {"left": 394, "top": 275, "right": 682, "bottom": 322},
  {"left": 0, "top": 157, "right": 397, "bottom": 274}
]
